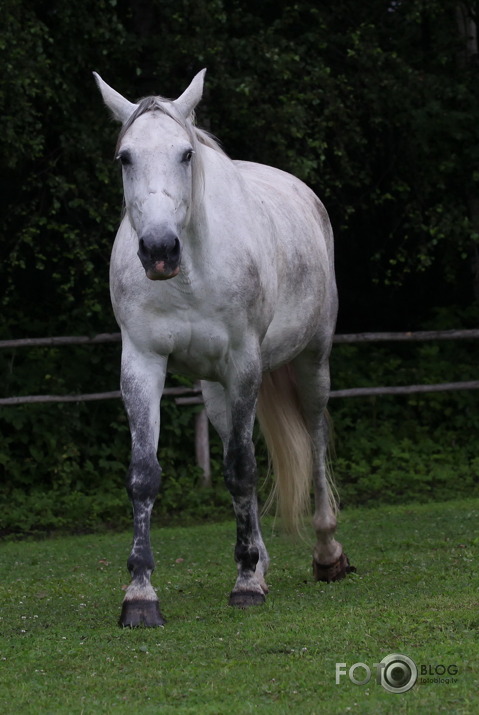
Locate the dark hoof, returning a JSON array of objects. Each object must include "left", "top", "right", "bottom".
[
  {"left": 313, "top": 552, "right": 356, "bottom": 583},
  {"left": 119, "top": 599, "right": 165, "bottom": 627},
  {"left": 228, "top": 590, "right": 266, "bottom": 608}
]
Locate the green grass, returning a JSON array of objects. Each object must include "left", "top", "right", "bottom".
[{"left": 0, "top": 499, "right": 478, "bottom": 714}]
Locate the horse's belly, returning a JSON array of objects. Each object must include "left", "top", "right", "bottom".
[
  {"left": 260, "top": 324, "right": 313, "bottom": 371},
  {"left": 260, "top": 298, "right": 332, "bottom": 371}
]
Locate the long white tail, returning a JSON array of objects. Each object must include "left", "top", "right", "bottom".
[{"left": 256, "top": 364, "right": 337, "bottom": 535}]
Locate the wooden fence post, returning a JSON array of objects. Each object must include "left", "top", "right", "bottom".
[{"left": 195, "top": 407, "right": 212, "bottom": 488}]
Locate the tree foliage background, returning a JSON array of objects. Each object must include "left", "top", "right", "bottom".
[{"left": 1, "top": 0, "right": 479, "bottom": 533}]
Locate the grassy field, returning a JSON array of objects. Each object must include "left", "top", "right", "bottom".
[{"left": 0, "top": 499, "right": 477, "bottom": 714}]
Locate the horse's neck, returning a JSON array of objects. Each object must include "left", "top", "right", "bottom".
[
  {"left": 179, "top": 148, "right": 260, "bottom": 293},
  {"left": 187, "top": 147, "right": 242, "bottom": 255}
]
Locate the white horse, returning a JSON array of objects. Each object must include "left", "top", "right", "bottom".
[{"left": 94, "top": 69, "right": 353, "bottom": 627}]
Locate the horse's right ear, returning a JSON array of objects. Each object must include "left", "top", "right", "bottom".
[{"left": 93, "top": 72, "right": 137, "bottom": 124}]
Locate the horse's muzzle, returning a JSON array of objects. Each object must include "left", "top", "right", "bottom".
[{"left": 137, "top": 231, "right": 181, "bottom": 281}]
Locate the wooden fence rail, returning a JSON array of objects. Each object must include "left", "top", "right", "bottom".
[
  {"left": 0, "top": 333, "right": 122, "bottom": 350},
  {"left": 1, "top": 329, "right": 477, "bottom": 486},
  {"left": 1, "top": 328, "right": 478, "bottom": 406},
  {"left": 0, "top": 386, "right": 201, "bottom": 407},
  {"left": 332, "top": 329, "right": 479, "bottom": 343},
  {"left": 2, "top": 327, "right": 479, "bottom": 350}
]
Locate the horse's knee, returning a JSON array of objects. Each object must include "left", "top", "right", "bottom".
[{"left": 126, "top": 456, "right": 162, "bottom": 501}]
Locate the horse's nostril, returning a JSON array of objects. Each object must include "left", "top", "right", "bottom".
[{"left": 169, "top": 238, "right": 181, "bottom": 260}]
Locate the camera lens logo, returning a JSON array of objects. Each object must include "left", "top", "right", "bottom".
[{"left": 378, "top": 654, "right": 417, "bottom": 693}]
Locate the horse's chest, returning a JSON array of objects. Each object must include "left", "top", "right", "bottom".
[{"left": 153, "top": 318, "right": 230, "bottom": 380}]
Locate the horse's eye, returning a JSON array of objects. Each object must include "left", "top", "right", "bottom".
[
  {"left": 182, "top": 149, "right": 194, "bottom": 163},
  {"left": 117, "top": 151, "right": 132, "bottom": 166}
]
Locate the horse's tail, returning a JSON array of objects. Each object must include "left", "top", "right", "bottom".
[{"left": 256, "top": 364, "right": 336, "bottom": 535}]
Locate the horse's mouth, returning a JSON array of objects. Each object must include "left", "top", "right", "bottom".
[{"left": 145, "top": 260, "right": 181, "bottom": 281}]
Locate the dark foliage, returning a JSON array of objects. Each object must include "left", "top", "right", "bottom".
[{"left": 1, "top": 1, "right": 478, "bottom": 533}]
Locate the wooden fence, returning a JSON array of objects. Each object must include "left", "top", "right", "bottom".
[{"left": 1, "top": 329, "right": 478, "bottom": 485}]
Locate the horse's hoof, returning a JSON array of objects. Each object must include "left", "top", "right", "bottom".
[
  {"left": 119, "top": 599, "right": 166, "bottom": 627},
  {"left": 228, "top": 590, "right": 266, "bottom": 608},
  {"left": 313, "top": 552, "right": 356, "bottom": 583}
]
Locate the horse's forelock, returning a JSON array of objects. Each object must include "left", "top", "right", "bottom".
[{"left": 114, "top": 96, "right": 173, "bottom": 156}]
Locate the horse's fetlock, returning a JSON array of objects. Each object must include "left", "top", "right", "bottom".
[
  {"left": 313, "top": 514, "right": 337, "bottom": 535},
  {"left": 235, "top": 543, "right": 259, "bottom": 571},
  {"left": 127, "top": 552, "right": 155, "bottom": 575}
]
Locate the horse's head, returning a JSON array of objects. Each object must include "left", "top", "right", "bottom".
[{"left": 94, "top": 70, "right": 206, "bottom": 280}]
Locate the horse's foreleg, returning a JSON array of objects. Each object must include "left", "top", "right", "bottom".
[
  {"left": 293, "top": 352, "right": 355, "bottom": 582},
  {"left": 119, "top": 343, "right": 167, "bottom": 627},
  {"left": 210, "top": 367, "right": 269, "bottom": 608}
]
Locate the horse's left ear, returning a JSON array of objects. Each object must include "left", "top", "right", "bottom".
[{"left": 174, "top": 69, "right": 207, "bottom": 119}]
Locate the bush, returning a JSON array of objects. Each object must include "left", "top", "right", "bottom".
[{"left": 330, "top": 307, "right": 479, "bottom": 506}]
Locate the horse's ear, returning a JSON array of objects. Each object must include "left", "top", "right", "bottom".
[
  {"left": 93, "top": 72, "right": 137, "bottom": 124},
  {"left": 174, "top": 69, "right": 207, "bottom": 119}
]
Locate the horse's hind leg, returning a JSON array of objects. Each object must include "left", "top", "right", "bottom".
[
  {"left": 202, "top": 375, "right": 270, "bottom": 604},
  {"left": 293, "top": 351, "right": 355, "bottom": 582}
]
